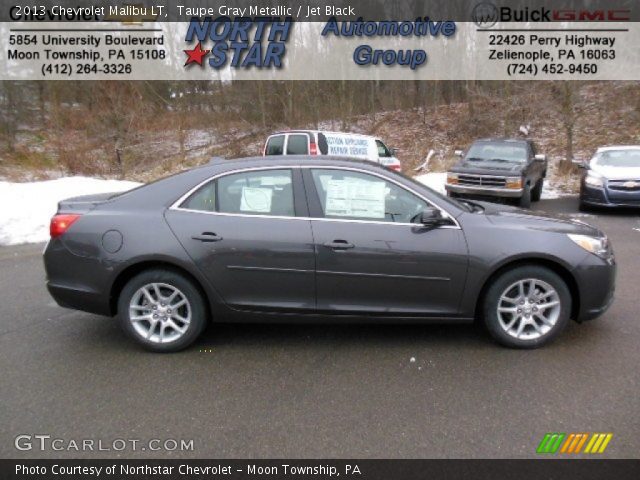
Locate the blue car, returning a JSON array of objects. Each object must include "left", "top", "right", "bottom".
[{"left": 580, "top": 146, "right": 640, "bottom": 209}]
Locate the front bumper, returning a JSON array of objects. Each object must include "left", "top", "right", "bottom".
[
  {"left": 573, "top": 252, "right": 616, "bottom": 322},
  {"left": 446, "top": 184, "right": 523, "bottom": 198},
  {"left": 581, "top": 184, "right": 640, "bottom": 208}
]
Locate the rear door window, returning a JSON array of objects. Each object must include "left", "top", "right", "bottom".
[
  {"left": 180, "top": 169, "right": 296, "bottom": 217},
  {"left": 265, "top": 135, "right": 285, "bottom": 156},
  {"left": 286, "top": 134, "right": 309, "bottom": 155},
  {"left": 218, "top": 169, "right": 295, "bottom": 217}
]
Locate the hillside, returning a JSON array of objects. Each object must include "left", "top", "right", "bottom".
[{"left": 2, "top": 82, "right": 639, "bottom": 193}]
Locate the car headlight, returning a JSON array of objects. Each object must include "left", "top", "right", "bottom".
[
  {"left": 447, "top": 173, "right": 459, "bottom": 185},
  {"left": 585, "top": 172, "right": 604, "bottom": 188},
  {"left": 506, "top": 177, "right": 523, "bottom": 189},
  {"left": 568, "top": 234, "right": 610, "bottom": 258}
]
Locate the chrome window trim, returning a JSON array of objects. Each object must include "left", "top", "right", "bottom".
[{"left": 169, "top": 165, "right": 461, "bottom": 230}]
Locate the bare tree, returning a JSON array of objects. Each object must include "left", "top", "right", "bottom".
[{"left": 552, "top": 82, "right": 580, "bottom": 171}]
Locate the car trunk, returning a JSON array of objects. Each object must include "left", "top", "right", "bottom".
[{"left": 56, "top": 192, "right": 119, "bottom": 214}]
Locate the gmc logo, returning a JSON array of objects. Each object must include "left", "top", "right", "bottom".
[{"left": 553, "top": 9, "right": 631, "bottom": 21}]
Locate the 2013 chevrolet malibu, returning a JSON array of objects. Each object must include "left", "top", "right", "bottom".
[
  {"left": 579, "top": 145, "right": 640, "bottom": 209},
  {"left": 44, "top": 157, "right": 616, "bottom": 351}
]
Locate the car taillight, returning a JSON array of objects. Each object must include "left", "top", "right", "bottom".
[
  {"left": 389, "top": 164, "right": 401, "bottom": 172},
  {"left": 50, "top": 214, "right": 81, "bottom": 238},
  {"left": 310, "top": 142, "right": 318, "bottom": 155}
]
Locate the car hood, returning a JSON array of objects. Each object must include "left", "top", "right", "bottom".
[
  {"left": 476, "top": 201, "right": 601, "bottom": 236},
  {"left": 450, "top": 159, "right": 525, "bottom": 174},
  {"left": 591, "top": 164, "right": 640, "bottom": 180}
]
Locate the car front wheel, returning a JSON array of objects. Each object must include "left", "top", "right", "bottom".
[
  {"left": 118, "top": 269, "right": 207, "bottom": 352},
  {"left": 531, "top": 178, "right": 543, "bottom": 202},
  {"left": 518, "top": 184, "right": 532, "bottom": 208},
  {"left": 482, "top": 266, "right": 571, "bottom": 348}
]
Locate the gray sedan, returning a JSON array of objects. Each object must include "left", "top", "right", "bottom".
[{"left": 44, "top": 156, "right": 616, "bottom": 351}]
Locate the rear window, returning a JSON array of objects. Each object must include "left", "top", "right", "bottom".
[
  {"left": 265, "top": 135, "right": 284, "bottom": 156},
  {"left": 286, "top": 134, "right": 309, "bottom": 155}
]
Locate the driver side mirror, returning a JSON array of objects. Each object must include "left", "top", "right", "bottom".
[{"left": 417, "top": 207, "right": 447, "bottom": 228}]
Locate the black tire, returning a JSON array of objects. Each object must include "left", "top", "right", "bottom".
[
  {"left": 118, "top": 269, "right": 207, "bottom": 352},
  {"left": 482, "top": 265, "right": 572, "bottom": 349},
  {"left": 518, "top": 184, "right": 532, "bottom": 208},
  {"left": 531, "top": 178, "right": 543, "bottom": 202},
  {"left": 578, "top": 200, "right": 591, "bottom": 212}
]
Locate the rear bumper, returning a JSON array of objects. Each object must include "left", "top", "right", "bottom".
[
  {"left": 47, "top": 282, "right": 111, "bottom": 316},
  {"left": 43, "top": 238, "right": 113, "bottom": 317},
  {"left": 446, "top": 184, "right": 523, "bottom": 198}
]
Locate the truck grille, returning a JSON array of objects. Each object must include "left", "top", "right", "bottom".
[
  {"left": 457, "top": 174, "right": 507, "bottom": 188},
  {"left": 608, "top": 179, "right": 640, "bottom": 192}
]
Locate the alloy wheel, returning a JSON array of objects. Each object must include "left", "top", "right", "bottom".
[
  {"left": 496, "top": 278, "right": 561, "bottom": 340},
  {"left": 128, "top": 282, "right": 192, "bottom": 344}
]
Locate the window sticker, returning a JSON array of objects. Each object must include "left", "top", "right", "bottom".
[
  {"left": 325, "top": 179, "right": 386, "bottom": 219},
  {"left": 240, "top": 187, "right": 273, "bottom": 213}
]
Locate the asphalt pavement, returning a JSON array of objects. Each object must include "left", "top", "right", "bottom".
[{"left": 1, "top": 197, "right": 639, "bottom": 459}]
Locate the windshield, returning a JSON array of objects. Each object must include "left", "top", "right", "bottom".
[
  {"left": 466, "top": 142, "right": 528, "bottom": 163},
  {"left": 592, "top": 149, "right": 640, "bottom": 168}
]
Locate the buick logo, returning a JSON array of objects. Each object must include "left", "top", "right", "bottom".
[{"left": 472, "top": 2, "right": 499, "bottom": 28}]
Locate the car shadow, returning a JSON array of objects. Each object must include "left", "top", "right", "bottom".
[
  {"left": 581, "top": 205, "right": 640, "bottom": 217},
  {"left": 194, "top": 321, "right": 495, "bottom": 350}
]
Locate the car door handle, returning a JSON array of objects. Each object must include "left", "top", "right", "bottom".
[
  {"left": 191, "top": 232, "right": 223, "bottom": 243},
  {"left": 323, "top": 240, "right": 355, "bottom": 250}
]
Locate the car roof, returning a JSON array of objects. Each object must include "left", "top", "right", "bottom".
[
  {"left": 596, "top": 145, "right": 640, "bottom": 152},
  {"left": 473, "top": 138, "right": 530, "bottom": 144},
  {"left": 269, "top": 130, "right": 376, "bottom": 140},
  {"left": 200, "top": 155, "right": 384, "bottom": 172}
]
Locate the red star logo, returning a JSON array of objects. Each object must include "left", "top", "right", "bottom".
[{"left": 184, "top": 42, "right": 210, "bottom": 67}]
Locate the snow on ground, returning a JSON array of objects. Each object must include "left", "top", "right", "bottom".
[
  {"left": 415, "top": 173, "right": 447, "bottom": 195},
  {"left": 0, "top": 177, "right": 141, "bottom": 246},
  {"left": 414, "top": 172, "right": 572, "bottom": 200}
]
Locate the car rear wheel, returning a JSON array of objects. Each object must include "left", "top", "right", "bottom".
[
  {"left": 118, "top": 269, "right": 207, "bottom": 352},
  {"left": 482, "top": 266, "right": 571, "bottom": 348},
  {"left": 518, "top": 184, "right": 532, "bottom": 208}
]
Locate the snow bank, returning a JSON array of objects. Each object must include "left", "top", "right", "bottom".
[
  {"left": 414, "top": 172, "right": 447, "bottom": 195},
  {"left": 0, "top": 177, "right": 141, "bottom": 246}
]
